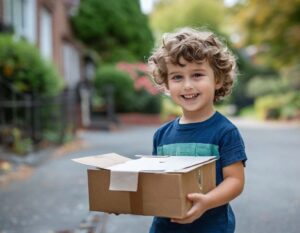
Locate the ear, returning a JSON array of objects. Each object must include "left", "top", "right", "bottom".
[{"left": 215, "top": 80, "right": 223, "bottom": 90}]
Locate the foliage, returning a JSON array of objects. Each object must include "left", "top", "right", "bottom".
[
  {"left": 227, "top": 48, "right": 276, "bottom": 112},
  {"left": 251, "top": 64, "right": 300, "bottom": 120},
  {"left": 234, "top": 0, "right": 300, "bottom": 68},
  {"left": 239, "top": 105, "right": 256, "bottom": 118},
  {"left": 71, "top": 0, "right": 154, "bottom": 62},
  {"left": 116, "top": 62, "right": 162, "bottom": 113},
  {"left": 227, "top": 0, "right": 300, "bottom": 119},
  {"left": 0, "top": 35, "right": 63, "bottom": 96},
  {"left": 128, "top": 89, "right": 162, "bottom": 114},
  {"left": 116, "top": 62, "right": 161, "bottom": 95},
  {"left": 94, "top": 65, "right": 135, "bottom": 112},
  {"left": 255, "top": 92, "right": 300, "bottom": 120},
  {"left": 150, "top": 0, "right": 226, "bottom": 35},
  {"left": 160, "top": 96, "right": 182, "bottom": 121},
  {"left": 247, "top": 75, "right": 284, "bottom": 97},
  {"left": 0, "top": 127, "right": 33, "bottom": 155}
]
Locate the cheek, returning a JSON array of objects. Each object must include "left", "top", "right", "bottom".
[
  {"left": 200, "top": 83, "right": 218, "bottom": 97},
  {"left": 168, "top": 86, "right": 181, "bottom": 98},
  {"left": 167, "top": 82, "right": 178, "bottom": 91}
]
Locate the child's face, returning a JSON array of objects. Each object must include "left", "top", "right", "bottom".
[{"left": 166, "top": 58, "right": 221, "bottom": 121}]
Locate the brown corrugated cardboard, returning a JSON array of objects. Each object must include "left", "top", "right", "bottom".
[{"left": 73, "top": 153, "right": 216, "bottom": 218}]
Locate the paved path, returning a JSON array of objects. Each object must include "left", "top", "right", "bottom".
[{"left": 0, "top": 121, "right": 300, "bottom": 233}]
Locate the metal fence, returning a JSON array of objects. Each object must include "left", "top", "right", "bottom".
[{"left": 0, "top": 79, "right": 78, "bottom": 149}]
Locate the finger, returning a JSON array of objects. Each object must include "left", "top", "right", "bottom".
[
  {"left": 187, "top": 193, "right": 198, "bottom": 199},
  {"left": 171, "top": 216, "right": 195, "bottom": 224},
  {"left": 171, "top": 210, "right": 197, "bottom": 223},
  {"left": 185, "top": 205, "right": 197, "bottom": 217},
  {"left": 187, "top": 193, "right": 202, "bottom": 202}
]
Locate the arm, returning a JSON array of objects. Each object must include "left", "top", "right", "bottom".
[{"left": 171, "top": 161, "right": 245, "bottom": 224}]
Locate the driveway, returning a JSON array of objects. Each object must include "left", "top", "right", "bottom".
[{"left": 0, "top": 121, "right": 300, "bottom": 233}]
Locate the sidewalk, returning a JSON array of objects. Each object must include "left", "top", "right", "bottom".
[{"left": 0, "top": 138, "right": 87, "bottom": 187}]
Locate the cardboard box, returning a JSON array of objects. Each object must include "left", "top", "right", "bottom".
[{"left": 73, "top": 153, "right": 216, "bottom": 218}]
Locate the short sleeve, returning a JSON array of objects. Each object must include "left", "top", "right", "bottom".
[
  {"left": 152, "top": 130, "right": 159, "bottom": 155},
  {"left": 219, "top": 128, "right": 247, "bottom": 168}
]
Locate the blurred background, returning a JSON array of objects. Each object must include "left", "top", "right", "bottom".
[
  {"left": 0, "top": 0, "right": 299, "bottom": 150},
  {"left": 0, "top": 0, "right": 300, "bottom": 233}
]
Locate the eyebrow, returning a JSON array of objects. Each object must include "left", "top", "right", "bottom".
[
  {"left": 168, "top": 69, "right": 207, "bottom": 76},
  {"left": 168, "top": 71, "right": 180, "bottom": 76}
]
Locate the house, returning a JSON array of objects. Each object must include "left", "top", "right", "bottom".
[
  {"left": 0, "top": 0, "right": 90, "bottom": 88},
  {"left": 0, "top": 0, "right": 95, "bottom": 127}
]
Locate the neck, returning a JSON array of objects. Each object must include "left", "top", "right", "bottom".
[{"left": 180, "top": 108, "right": 216, "bottom": 124}]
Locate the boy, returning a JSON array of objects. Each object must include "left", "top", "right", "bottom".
[{"left": 147, "top": 27, "right": 247, "bottom": 233}]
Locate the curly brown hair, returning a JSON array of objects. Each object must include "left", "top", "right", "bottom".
[{"left": 148, "top": 27, "right": 237, "bottom": 101}]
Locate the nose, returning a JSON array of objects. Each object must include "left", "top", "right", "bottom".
[{"left": 183, "top": 78, "right": 193, "bottom": 90}]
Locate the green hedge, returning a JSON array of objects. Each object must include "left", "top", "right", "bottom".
[
  {"left": 94, "top": 65, "right": 135, "bottom": 112},
  {"left": 94, "top": 65, "right": 162, "bottom": 114},
  {"left": 127, "top": 89, "right": 161, "bottom": 114},
  {"left": 0, "top": 35, "right": 63, "bottom": 96}
]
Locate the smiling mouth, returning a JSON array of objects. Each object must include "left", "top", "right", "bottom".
[{"left": 181, "top": 94, "right": 200, "bottom": 99}]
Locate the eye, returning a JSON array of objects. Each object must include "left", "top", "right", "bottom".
[
  {"left": 171, "top": 75, "right": 183, "bottom": 81},
  {"left": 193, "top": 73, "right": 204, "bottom": 78}
]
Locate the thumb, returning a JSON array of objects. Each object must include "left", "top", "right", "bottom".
[{"left": 187, "top": 193, "right": 200, "bottom": 202}]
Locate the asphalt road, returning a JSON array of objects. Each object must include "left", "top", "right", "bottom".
[{"left": 0, "top": 120, "right": 300, "bottom": 233}]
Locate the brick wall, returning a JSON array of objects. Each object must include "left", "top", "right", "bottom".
[{"left": 37, "top": 0, "right": 84, "bottom": 81}]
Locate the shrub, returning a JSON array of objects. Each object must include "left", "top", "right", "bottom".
[
  {"left": 279, "top": 92, "right": 300, "bottom": 119},
  {"left": 0, "top": 35, "right": 63, "bottom": 96},
  {"left": 251, "top": 65, "right": 300, "bottom": 120},
  {"left": 255, "top": 92, "right": 300, "bottom": 120},
  {"left": 94, "top": 65, "right": 135, "bottom": 112},
  {"left": 116, "top": 62, "right": 162, "bottom": 114},
  {"left": 126, "top": 89, "right": 162, "bottom": 114}
]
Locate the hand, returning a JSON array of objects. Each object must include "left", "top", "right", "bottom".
[{"left": 171, "top": 193, "right": 209, "bottom": 224}]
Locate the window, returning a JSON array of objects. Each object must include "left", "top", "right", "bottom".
[
  {"left": 63, "top": 42, "right": 81, "bottom": 88},
  {"left": 40, "top": 7, "right": 53, "bottom": 59},
  {"left": 3, "top": 0, "right": 36, "bottom": 43}
]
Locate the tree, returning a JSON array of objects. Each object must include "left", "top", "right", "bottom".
[
  {"left": 150, "top": 0, "right": 226, "bottom": 35},
  {"left": 71, "top": 0, "right": 154, "bottom": 62},
  {"left": 234, "top": 0, "right": 300, "bottom": 68}
]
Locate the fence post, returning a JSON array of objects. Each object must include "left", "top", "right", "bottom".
[
  {"left": 12, "top": 92, "right": 17, "bottom": 126},
  {"left": 80, "top": 87, "right": 91, "bottom": 127},
  {"left": 30, "top": 92, "right": 37, "bottom": 142},
  {"left": 59, "top": 91, "right": 66, "bottom": 144},
  {"left": 0, "top": 83, "right": 5, "bottom": 126},
  {"left": 25, "top": 94, "right": 32, "bottom": 141}
]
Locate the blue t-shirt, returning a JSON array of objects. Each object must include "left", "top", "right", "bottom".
[{"left": 149, "top": 111, "right": 247, "bottom": 233}]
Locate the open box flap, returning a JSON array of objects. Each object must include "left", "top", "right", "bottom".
[{"left": 72, "top": 153, "right": 131, "bottom": 169}]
